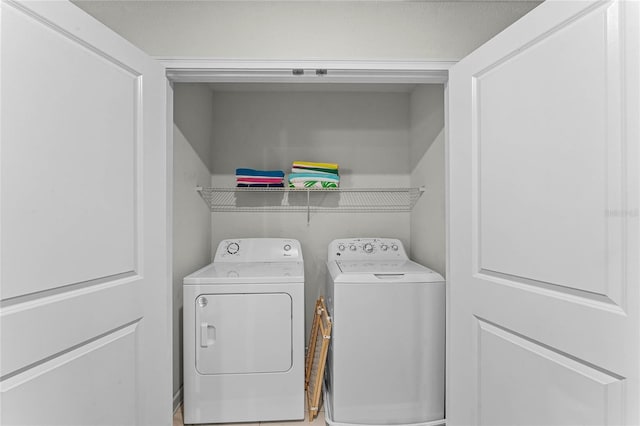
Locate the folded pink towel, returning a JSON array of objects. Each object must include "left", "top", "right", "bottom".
[{"left": 237, "top": 177, "right": 283, "bottom": 184}]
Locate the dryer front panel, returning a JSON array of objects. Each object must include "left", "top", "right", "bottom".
[{"left": 195, "top": 293, "right": 292, "bottom": 375}]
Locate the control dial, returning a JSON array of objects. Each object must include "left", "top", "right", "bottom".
[
  {"left": 338, "top": 244, "right": 345, "bottom": 251},
  {"left": 363, "top": 242, "right": 374, "bottom": 253},
  {"left": 226, "top": 242, "right": 240, "bottom": 255},
  {"left": 284, "top": 244, "right": 291, "bottom": 252},
  {"left": 391, "top": 244, "right": 398, "bottom": 251},
  {"left": 381, "top": 244, "right": 389, "bottom": 251},
  {"left": 349, "top": 245, "right": 356, "bottom": 251}
]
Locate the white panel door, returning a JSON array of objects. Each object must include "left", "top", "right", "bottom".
[
  {"left": 448, "top": 1, "right": 639, "bottom": 425},
  {"left": 1, "top": 1, "right": 171, "bottom": 425}
]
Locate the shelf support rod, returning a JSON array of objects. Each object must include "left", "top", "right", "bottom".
[{"left": 307, "top": 189, "right": 311, "bottom": 225}]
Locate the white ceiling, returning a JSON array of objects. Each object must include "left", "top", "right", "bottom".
[{"left": 72, "top": 1, "right": 542, "bottom": 60}]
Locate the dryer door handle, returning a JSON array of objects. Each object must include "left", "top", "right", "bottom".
[{"left": 200, "top": 322, "right": 216, "bottom": 348}]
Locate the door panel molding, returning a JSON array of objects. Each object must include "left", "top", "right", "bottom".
[
  {"left": 1, "top": 1, "right": 171, "bottom": 424},
  {"left": 0, "top": 320, "right": 140, "bottom": 387},
  {"left": 475, "top": 317, "right": 624, "bottom": 426},
  {"left": 474, "top": 269, "right": 625, "bottom": 313},
  {"left": 3, "top": 0, "right": 146, "bottom": 299},
  {"left": 1, "top": 323, "right": 139, "bottom": 426},
  {"left": 475, "top": 317, "right": 624, "bottom": 382},
  {"left": 0, "top": 271, "right": 138, "bottom": 306},
  {"left": 469, "top": 0, "right": 627, "bottom": 306},
  {"left": 5, "top": 0, "right": 141, "bottom": 77},
  {"left": 470, "top": 1, "right": 612, "bottom": 81},
  {"left": 0, "top": 276, "right": 142, "bottom": 377},
  {"left": 448, "top": 0, "right": 639, "bottom": 424}
]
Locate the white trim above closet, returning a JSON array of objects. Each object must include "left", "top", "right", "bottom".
[{"left": 158, "top": 58, "right": 455, "bottom": 83}]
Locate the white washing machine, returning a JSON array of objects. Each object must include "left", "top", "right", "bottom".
[
  {"left": 324, "top": 238, "right": 445, "bottom": 426},
  {"left": 183, "top": 238, "right": 305, "bottom": 424}
]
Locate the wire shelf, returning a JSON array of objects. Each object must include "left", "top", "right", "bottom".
[{"left": 196, "top": 187, "right": 425, "bottom": 213}]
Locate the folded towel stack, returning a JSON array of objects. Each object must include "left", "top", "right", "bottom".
[
  {"left": 236, "top": 168, "right": 285, "bottom": 188},
  {"left": 288, "top": 161, "right": 340, "bottom": 189}
]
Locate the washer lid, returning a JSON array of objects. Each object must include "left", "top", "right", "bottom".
[
  {"left": 184, "top": 261, "right": 304, "bottom": 284},
  {"left": 334, "top": 260, "right": 443, "bottom": 282}
]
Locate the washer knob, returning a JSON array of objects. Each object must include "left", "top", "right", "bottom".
[
  {"left": 363, "top": 243, "right": 374, "bottom": 253},
  {"left": 349, "top": 245, "right": 356, "bottom": 251},
  {"left": 284, "top": 244, "right": 291, "bottom": 251},
  {"left": 227, "top": 242, "right": 240, "bottom": 255},
  {"left": 338, "top": 244, "right": 345, "bottom": 251},
  {"left": 391, "top": 244, "right": 398, "bottom": 251},
  {"left": 381, "top": 244, "right": 389, "bottom": 251}
]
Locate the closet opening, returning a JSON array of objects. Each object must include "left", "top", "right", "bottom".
[{"left": 170, "top": 75, "right": 448, "bottom": 414}]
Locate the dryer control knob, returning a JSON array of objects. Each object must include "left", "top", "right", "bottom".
[
  {"left": 391, "top": 244, "right": 398, "bottom": 251},
  {"left": 227, "top": 242, "right": 240, "bottom": 255},
  {"left": 284, "top": 244, "right": 291, "bottom": 251},
  {"left": 338, "top": 244, "right": 345, "bottom": 251},
  {"left": 381, "top": 244, "right": 389, "bottom": 251},
  {"left": 363, "top": 243, "right": 374, "bottom": 253},
  {"left": 349, "top": 245, "right": 356, "bottom": 251}
]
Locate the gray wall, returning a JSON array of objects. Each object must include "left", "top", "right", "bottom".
[
  {"left": 73, "top": 1, "right": 541, "bottom": 60},
  {"left": 209, "top": 89, "right": 412, "bottom": 334},
  {"left": 410, "top": 85, "right": 446, "bottom": 277},
  {"left": 209, "top": 90, "right": 411, "bottom": 179},
  {"left": 172, "top": 85, "right": 213, "bottom": 407}
]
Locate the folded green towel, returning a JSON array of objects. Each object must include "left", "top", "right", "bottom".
[
  {"left": 288, "top": 172, "right": 340, "bottom": 182},
  {"left": 289, "top": 181, "right": 339, "bottom": 189}
]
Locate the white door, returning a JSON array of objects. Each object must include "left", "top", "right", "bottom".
[
  {"left": 448, "top": 0, "right": 639, "bottom": 425},
  {"left": 1, "top": 1, "right": 171, "bottom": 425}
]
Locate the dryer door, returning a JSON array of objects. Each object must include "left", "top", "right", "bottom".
[{"left": 195, "top": 293, "right": 292, "bottom": 375}]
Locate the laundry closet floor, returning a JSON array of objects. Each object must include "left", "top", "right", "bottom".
[{"left": 173, "top": 400, "right": 325, "bottom": 426}]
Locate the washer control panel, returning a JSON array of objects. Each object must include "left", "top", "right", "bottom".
[
  {"left": 215, "top": 238, "right": 302, "bottom": 262},
  {"left": 328, "top": 238, "right": 407, "bottom": 261}
]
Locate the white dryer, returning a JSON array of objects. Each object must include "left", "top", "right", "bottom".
[
  {"left": 183, "top": 238, "right": 304, "bottom": 424},
  {"left": 324, "top": 238, "right": 445, "bottom": 426}
]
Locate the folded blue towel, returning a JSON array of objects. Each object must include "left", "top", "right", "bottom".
[
  {"left": 236, "top": 168, "right": 285, "bottom": 178},
  {"left": 237, "top": 183, "right": 285, "bottom": 188}
]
